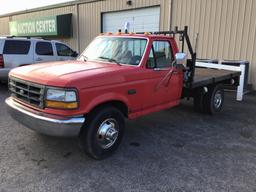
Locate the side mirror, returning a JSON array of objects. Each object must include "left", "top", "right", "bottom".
[
  {"left": 175, "top": 53, "right": 187, "bottom": 65},
  {"left": 71, "top": 51, "right": 78, "bottom": 57}
]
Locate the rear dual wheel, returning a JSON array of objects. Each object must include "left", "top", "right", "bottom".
[
  {"left": 194, "top": 84, "right": 224, "bottom": 114},
  {"left": 193, "top": 89, "right": 205, "bottom": 113},
  {"left": 204, "top": 84, "right": 224, "bottom": 114}
]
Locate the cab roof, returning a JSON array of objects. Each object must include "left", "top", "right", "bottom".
[{"left": 98, "top": 32, "right": 175, "bottom": 40}]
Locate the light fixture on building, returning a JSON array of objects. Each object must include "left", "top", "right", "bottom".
[{"left": 126, "top": 0, "right": 132, "bottom": 6}]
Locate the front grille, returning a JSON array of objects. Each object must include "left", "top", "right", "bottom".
[{"left": 9, "top": 77, "right": 45, "bottom": 108}]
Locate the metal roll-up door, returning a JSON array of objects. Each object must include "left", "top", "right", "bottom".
[{"left": 102, "top": 6, "right": 160, "bottom": 33}]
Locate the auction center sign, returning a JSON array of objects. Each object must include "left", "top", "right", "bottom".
[{"left": 9, "top": 14, "right": 72, "bottom": 37}]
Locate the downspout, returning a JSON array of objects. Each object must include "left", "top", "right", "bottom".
[
  {"left": 76, "top": 3, "right": 81, "bottom": 53},
  {"left": 169, "top": 0, "right": 174, "bottom": 31}
]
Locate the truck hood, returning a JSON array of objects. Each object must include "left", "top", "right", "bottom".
[{"left": 10, "top": 60, "right": 135, "bottom": 88}]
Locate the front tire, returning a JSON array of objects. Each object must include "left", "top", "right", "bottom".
[{"left": 79, "top": 106, "right": 125, "bottom": 160}]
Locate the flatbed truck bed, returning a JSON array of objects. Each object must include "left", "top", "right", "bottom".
[
  {"left": 182, "top": 67, "right": 241, "bottom": 101},
  {"left": 190, "top": 68, "right": 241, "bottom": 89}
]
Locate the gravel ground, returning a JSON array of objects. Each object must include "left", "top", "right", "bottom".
[{"left": 0, "top": 82, "right": 256, "bottom": 192}]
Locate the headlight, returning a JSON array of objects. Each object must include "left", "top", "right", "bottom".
[{"left": 45, "top": 88, "right": 78, "bottom": 109}]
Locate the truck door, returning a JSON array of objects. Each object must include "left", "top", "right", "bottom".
[
  {"left": 34, "top": 41, "right": 57, "bottom": 63},
  {"left": 142, "top": 40, "right": 183, "bottom": 109}
]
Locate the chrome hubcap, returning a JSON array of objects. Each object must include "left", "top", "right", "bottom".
[
  {"left": 214, "top": 90, "right": 222, "bottom": 109},
  {"left": 97, "top": 118, "right": 119, "bottom": 149}
]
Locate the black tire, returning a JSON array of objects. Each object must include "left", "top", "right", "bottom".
[
  {"left": 79, "top": 106, "right": 125, "bottom": 160},
  {"left": 203, "top": 84, "right": 224, "bottom": 114},
  {"left": 193, "top": 88, "right": 205, "bottom": 113}
]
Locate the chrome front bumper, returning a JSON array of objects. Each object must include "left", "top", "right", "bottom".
[{"left": 5, "top": 97, "right": 85, "bottom": 137}]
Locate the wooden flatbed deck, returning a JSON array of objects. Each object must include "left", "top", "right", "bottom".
[{"left": 190, "top": 68, "right": 241, "bottom": 88}]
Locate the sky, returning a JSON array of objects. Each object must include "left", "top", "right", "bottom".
[{"left": 0, "top": 0, "right": 75, "bottom": 15}]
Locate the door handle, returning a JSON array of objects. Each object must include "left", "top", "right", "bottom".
[{"left": 35, "top": 58, "right": 43, "bottom": 61}]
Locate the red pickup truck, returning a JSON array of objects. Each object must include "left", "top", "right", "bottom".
[{"left": 6, "top": 27, "right": 240, "bottom": 159}]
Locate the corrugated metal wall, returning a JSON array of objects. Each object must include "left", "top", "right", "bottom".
[
  {"left": 78, "top": 0, "right": 171, "bottom": 49},
  {"left": 0, "top": 17, "right": 10, "bottom": 35},
  {"left": 172, "top": 0, "right": 256, "bottom": 88},
  {"left": 0, "top": 0, "right": 171, "bottom": 54}
]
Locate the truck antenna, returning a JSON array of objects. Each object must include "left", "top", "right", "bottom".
[{"left": 195, "top": 33, "right": 199, "bottom": 53}]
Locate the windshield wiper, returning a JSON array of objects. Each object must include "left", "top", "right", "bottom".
[{"left": 98, "top": 56, "right": 121, "bottom": 65}]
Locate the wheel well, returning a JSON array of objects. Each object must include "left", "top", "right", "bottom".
[{"left": 89, "top": 101, "right": 128, "bottom": 118}]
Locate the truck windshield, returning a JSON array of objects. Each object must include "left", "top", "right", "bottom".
[{"left": 79, "top": 37, "right": 147, "bottom": 66}]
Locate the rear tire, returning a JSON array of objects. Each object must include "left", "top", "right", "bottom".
[
  {"left": 193, "top": 88, "right": 205, "bottom": 113},
  {"left": 203, "top": 84, "right": 224, "bottom": 114},
  {"left": 79, "top": 106, "right": 125, "bottom": 160}
]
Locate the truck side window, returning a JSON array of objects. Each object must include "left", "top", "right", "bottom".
[
  {"left": 152, "top": 41, "right": 173, "bottom": 68},
  {"left": 36, "top": 42, "right": 53, "bottom": 56}
]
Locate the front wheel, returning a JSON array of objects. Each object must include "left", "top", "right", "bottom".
[{"left": 79, "top": 106, "right": 125, "bottom": 160}]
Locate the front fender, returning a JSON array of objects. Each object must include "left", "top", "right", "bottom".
[{"left": 83, "top": 92, "right": 130, "bottom": 113}]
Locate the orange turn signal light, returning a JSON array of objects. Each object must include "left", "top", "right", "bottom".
[
  {"left": 144, "top": 32, "right": 151, "bottom": 35},
  {"left": 46, "top": 100, "right": 78, "bottom": 109}
]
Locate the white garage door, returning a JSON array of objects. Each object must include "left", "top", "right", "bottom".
[{"left": 102, "top": 7, "right": 160, "bottom": 33}]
